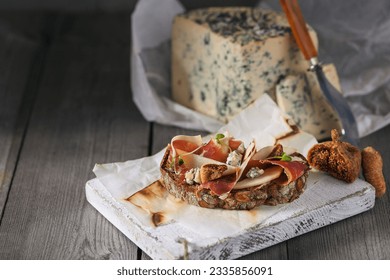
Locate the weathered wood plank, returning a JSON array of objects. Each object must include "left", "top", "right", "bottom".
[
  {"left": 139, "top": 124, "right": 288, "bottom": 260},
  {"left": 144, "top": 125, "right": 388, "bottom": 260},
  {"left": 283, "top": 125, "right": 390, "bottom": 259},
  {"left": 1, "top": 9, "right": 388, "bottom": 260},
  {"left": 0, "top": 13, "right": 46, "bottom": 222},
  {"left": 138, "top": 123, "right": 207, "bottom": 259},
  {"left": 86, "top": 158, "right": 374, "bottom": 259},
  {"left": 0, "top": 13, "right": 145, "bottom": 259},
  {"left": 244, "top": 125, "right": 390, "bottom": 260},
  {"left": 240, "top": 244, "right": 288, "bottom": 260}
]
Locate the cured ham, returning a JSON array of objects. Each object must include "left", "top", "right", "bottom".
[
  {"left": 180, "top": 153, "right": 239, "bottom": 178},
  {"left": 234, "top": 166, "right": 284, "bottom": 190},
  {"left": 201, "top": 138, "right": 230, "bottom": 162},
  {"left": 198, "top": 141, "right": 255, "bottom": 196},
  {"left": 201, "top": 175, "right": 237, "bottom": 196},
  {"left": 259, "top": 159, "right": 309, "bottom": 186},
  {"left": 160, "top": 133, "right": 311, "bottom": 210},
  {"left": 162, "top": 133, "right": 310, "bottom": 202},
  {"left": 170, "top": 135, "right": 203, "bottom": 157}
]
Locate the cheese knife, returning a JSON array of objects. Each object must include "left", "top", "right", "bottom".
[{"left": 280, "top": 0, "right": 359, "bottom": 145}]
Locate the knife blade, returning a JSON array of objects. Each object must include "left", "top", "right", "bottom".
[{"left": 280, "top": 0, "right": 359, "bottom": 145}]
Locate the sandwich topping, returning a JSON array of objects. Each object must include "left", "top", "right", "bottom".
[{"left": 166, "top": 133, "right": 309, "bottom": 198}]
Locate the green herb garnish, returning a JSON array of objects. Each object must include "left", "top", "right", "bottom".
[
  {"left": 281, "top": 153, "right": 292, "bottom": 161},
  {"left": 178, "top": 158, "right": 184, "bottom": 165},
  {"left": 275, "top": 152, "right": 292, "bottom": 161},
  {"left": 215, "top": 133, "right": 225, "bottom": 144}
]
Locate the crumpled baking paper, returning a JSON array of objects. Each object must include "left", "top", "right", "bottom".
[
  {"left": 131, "top": 0, "right": 389, "bottom": 138},
  {"left": 131, "top": 0, "right": 222, "bottom": 132},
  {"left": 92, "top": 94, "right": 317, "bottom": 238}
]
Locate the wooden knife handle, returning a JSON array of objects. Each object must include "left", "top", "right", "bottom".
[{"left": 280, "top": 0, "right": 318, "bottom": 60}]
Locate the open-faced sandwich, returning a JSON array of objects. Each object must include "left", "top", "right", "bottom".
[{"left": 160, "top": 133, "right": 310, "bottom": 210}]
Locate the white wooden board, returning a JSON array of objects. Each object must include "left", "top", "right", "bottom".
[{"left": 85, "top": 171, "right": 375, "bottom": 259}]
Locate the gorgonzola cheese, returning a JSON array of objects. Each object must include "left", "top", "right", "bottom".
[
  {"left": 185, "top": 168, "right": 201, "bottom": 185},
  {"left": 171, "top": 7, "right": 342, "bottom": 140},
  {"left": 226, "top": 150, "right": 242, "bottom": 166},
  {"left": 246, "top": 167, "right": 265, "bottom": 179},
  {"left": 276, "top": 64, "right": 343, "bottom": 140},
  {"left": 172, "top": 7, "right": 317, "bottom": 122}
]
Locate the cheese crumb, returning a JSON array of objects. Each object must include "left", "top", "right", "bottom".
[
  {"left": 185, "top": 168, "right": 201, "bottom": 185},
  {"left": 226, "top": 150, "right": 242, "bottom": 166},
  {"left": 246, "top": 167, "right": 265, "bottom": 178}
]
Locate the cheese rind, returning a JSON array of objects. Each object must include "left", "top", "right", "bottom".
[
  {"left": 172, "top": 7, "right": 318, "bottom": 122},
  {"left": 172, "top": 7, "right": 342, "bottom": 140}
]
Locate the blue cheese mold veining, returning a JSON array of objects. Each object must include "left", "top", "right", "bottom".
[{"left": 171, "top": 7, "right": 342, "bottom": 140}]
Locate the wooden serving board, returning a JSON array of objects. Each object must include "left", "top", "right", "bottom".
[{"left": 85, "top": 171, "right": 375, "bottom": 260}]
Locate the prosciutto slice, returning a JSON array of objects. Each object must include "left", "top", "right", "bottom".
[
  {"left": 180, "top": 153, "right": 239, "bottom": 178},
  {"left": 201, "top": 175, "right": 237, "bottom": 196},
  {"left": 166, "top": 133, "right": 308, "bottom": 197},
  {"left": 234, "top": 166, "right": 284, "bottom": 190},
  {"left": 200, "top": 141, "right": 256, "bottom": 196},
  {"left": 171, "top": 135, "right": 203, "bottom": 157},
  {"left": 257, "top": 159, "right": 308, "bottom": 186}
]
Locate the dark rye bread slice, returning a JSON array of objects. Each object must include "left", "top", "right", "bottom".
[{"left": 160, "top": 146, "right": 309, "bottom": 210}]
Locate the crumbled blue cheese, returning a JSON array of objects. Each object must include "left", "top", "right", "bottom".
[
  {"left": 246, "top": 167, "right": 265, "bottom": 179},
  {"left": 185, "top": 168, "right": 201, "bottom": 185},
  {"left": 226, "top": 150, "right": 242, "bottom": 166}
]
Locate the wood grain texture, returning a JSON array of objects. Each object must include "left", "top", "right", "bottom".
[
  {"left": 0, "top": 9, "right": 389, "bottom": 260},
  {"left": 140, "top": 125, "right": 388, "bottom": 260},
  {"left": 138, "top": 123, "right": 205, "bottom": 259},
  {"left": 86, "top": 169, "right": 374, "bottom": 259},
  {"left": 0, "top": 13, "right": 145, "bottom": 259},
  {"left": 0, "top": 13, "right": 46, "bottom": 222},
  {"left": 139, "top": 123, "right": 289, "bottom": 260},
  {"left": 279, "top": 125, "right": 390, "bottom": 260}
]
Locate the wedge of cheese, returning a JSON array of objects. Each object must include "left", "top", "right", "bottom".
[
  {"left": 171, "top": 7, "right": 342, "bottom": 140},
  {"left": 276, "top": 64, "right": 343, "bottom": 140}
]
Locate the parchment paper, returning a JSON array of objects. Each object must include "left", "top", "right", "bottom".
[
  {"left": 131, "top": 0, "right": 390, "bottom": 138},
  {"left": 92, "top": 94, "right": 317, "bottom": 239}
]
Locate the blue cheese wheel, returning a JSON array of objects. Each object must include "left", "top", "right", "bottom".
[{"left": 171, "top": 7, "right": 318, "bottom": 123}]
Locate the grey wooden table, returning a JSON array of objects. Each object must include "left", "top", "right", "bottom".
[{"left": 0, "top": 12, "right": 389, "bottom": 260}]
